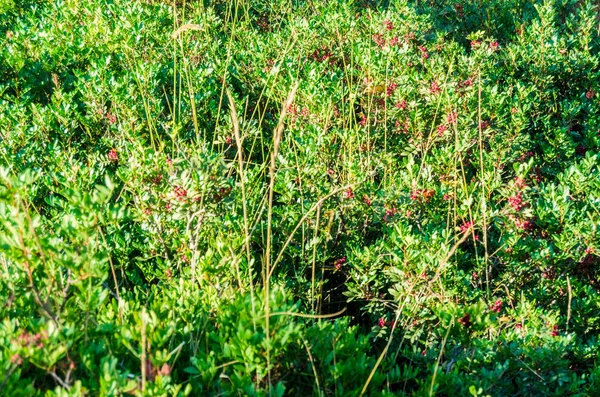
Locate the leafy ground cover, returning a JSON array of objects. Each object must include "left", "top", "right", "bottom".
[{"left": 1, "top": 0, "right": 599, "bottom": 395}]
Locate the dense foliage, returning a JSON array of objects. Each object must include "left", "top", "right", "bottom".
[{"left": 1, "top": 0, "right": 599, "bottom": 395}]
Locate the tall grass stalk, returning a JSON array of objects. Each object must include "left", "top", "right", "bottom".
[
  {"left": 264, "top": 83, "right": 298, "bottom": 390},
  {"left": 226, "top": 88, "right": 257, "bottom": 331},
  {"left": 477, "top": 69, "right": 491, "bottom": 300}
]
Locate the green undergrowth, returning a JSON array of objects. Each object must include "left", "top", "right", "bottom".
[{"left": 1, "top": 0, "right": 599, "bottom": 395}]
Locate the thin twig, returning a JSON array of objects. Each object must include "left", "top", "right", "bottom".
[
  {"left": 49, "top": 371, "right": 70, "bottom": 390},
  {"left": 266, "top": 307, "right": 346, "bottom": 319},
  {"left": 430, "top": 320, "right": 453, "bottom": 396},
  {"left": 566, "top": 276, "right": 572, "bottom": 332},
  {"left": 141, "top": 307, "right": 147, "bottom": 392},
  {"left": 302, "top": 338, "right": 323, "bottom": 397}
]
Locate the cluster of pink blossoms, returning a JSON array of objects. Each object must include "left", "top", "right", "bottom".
[
  {"left": 344, "top": 187, "right": 354, "bottom": 199},
  {"left": 386, "top": 82, "right": 398, "bottom": 97},
  {"left": 490, "top": 299, "right": 502, "bottom": 313},
  {"left": 508, "top": 177, "right": 535, "bottom": 230},
  {"left": 447, "top": 111, "right": 458, "bottom": 125},
  {"left": 508, "top": 192, "right": 525, "bottom": 211},
  {"left": 108, "top": 148, "right": 119, "bottom": 163},
  {"left": 460, "top": 221, "right": 474, "bottom": 233},
  {"left": 395, "top": 100, "right": 407, "bottom": 110},
  {"left": 334, "top": 257, "right": 346, "bottom": 270},
  {"left": 383, "top": 206, "right": 398, "bottom": 222},
  {"left": 174, "top": 186, "right": 187, "bottom": 201}
]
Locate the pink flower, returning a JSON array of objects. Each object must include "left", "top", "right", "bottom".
[
  {"left": 430, "top": 81, "right": 440, "bottom": 94},
  {"left": 395, "top": 100, "right": 407, "bottom": 110},
  {"left": 508, "top": 192, "right": 525, "bottom": 211},
  {"left": 334, "top": 257, "right": 346, "bottom": 270},
  {"left": 490, "top": 299, "right": 502, "bottom": 313},
  {"left": 446, "top": 111, "right": 458, "bottom": 125},
  {"left": 410, "top": 189, "right": 422, "bottom": 201},
  {"left": 514, "top": 218, "right": 534, "bottom": 231},
  {"left": 386, "top": 82, "right": 398, "bottom": 97},
  {"left": 174, "top": 186, "right": 187, "bottom": 200},
  {"left": 383, "top": 20, "right": 394, "bottom": 30},
  {"left": 378, "top": 317, "right": 386, "bottom": 327},
  {"left": 359, "top": 114, "right": 367, "bottom": 127},
  {"left": 108, "top": 148, "right": 119, "bottom": 163},
  {"left": 395, "top": 119, "right": 410, "bottom": 134},
  {"left": 362, "top": 195, "right": 372, "bottom": 206},
  {"left": 437, "top": 124, "right": 447, "bottom": 136},
  {"left": 287, "top": 103, "right": 298, "bottom": 114},
  {"left": 551, "top": 325, "right": 559, "bottom": 337},
  {"left": 333, "top": 105, "right": 340, "bottom": 118},
  {"left": 344, "top": 187, "right": 354, "bottom": 199},
  {"left": 383, "top": 207, "right": 397, "bottom": 222},
  {"left": 106, "top": 112, "right": 116, "bottom": 124},
  {"left": 586, "top": 89, "right": 595, "bottom": 99},
  {"left": 10, "top": 354, "right": 22, "bottom": 365},
  {"left": 489, "top": 41, "right": 499, "bottom": 51},
  {"left": 514, "top": 177, "right": 526, "bottom": 189},
  {"left": 460, "top": 221, "right": 474, "bottom": 233}
]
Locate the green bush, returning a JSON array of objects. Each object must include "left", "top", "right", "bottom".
[{"left": 1, "top": 0, "right": 599, "bottom": 395}]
